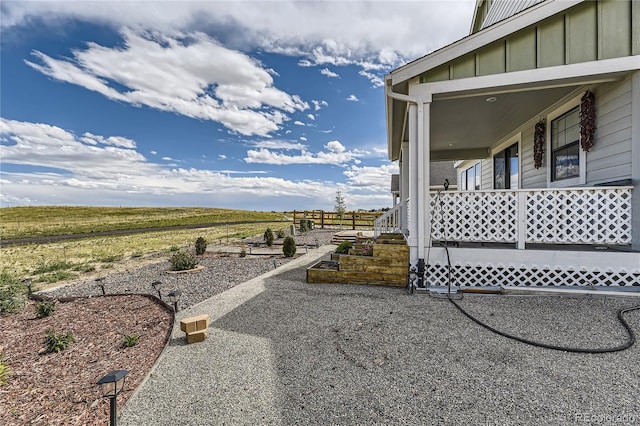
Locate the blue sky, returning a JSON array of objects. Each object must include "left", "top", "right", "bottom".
[{"left": 1, "top": 1, "right": 474, "bottom": 211}]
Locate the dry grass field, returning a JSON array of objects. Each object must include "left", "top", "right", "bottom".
[{"left": 0, "top": 206, "right": 292, "bottom": 291}]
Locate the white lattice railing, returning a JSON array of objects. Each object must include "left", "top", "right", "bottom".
[
  {"left": 374, "top": 199, "right": 407, "bottom": 238},
  {"left": 430, "top": 186, "right": 632, "bottom": 247}
]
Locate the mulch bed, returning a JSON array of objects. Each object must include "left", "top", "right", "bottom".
[{"left": 0, "top": 295, "right": 173, "bottom": 426}]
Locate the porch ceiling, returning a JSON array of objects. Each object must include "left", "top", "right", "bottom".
[{"left": 429, "top": 85, "right": 576, "bottom": 161}]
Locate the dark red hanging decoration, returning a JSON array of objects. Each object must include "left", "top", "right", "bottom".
[
  {"left": 533, "top": 119, "right": 545, "bottom": 169},
  {"left": 580, "top": 90, "right": 596, "bottom": 152}
]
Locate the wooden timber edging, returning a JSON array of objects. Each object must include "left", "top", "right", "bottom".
[{"left": 291, "top": 210, "right": 383, "bottom": 230}]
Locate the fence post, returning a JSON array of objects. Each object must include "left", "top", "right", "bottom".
[
  {"left": 321, "top": 212, "right": 325, "bottom": 229},
  {"left": 352, "top": 212, "right": 356, "bottom": 230},
  {"left": 517, "top": 191, "right": 526, "bottom": 249}
]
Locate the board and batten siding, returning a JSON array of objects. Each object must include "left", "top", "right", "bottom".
[{"left": 420, "top": 0, "right": 638, "bottom": 84}]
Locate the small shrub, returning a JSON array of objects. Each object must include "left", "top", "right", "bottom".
[
  {"left": 0, "top": 353, "right": 11, "bottom": 386},
  {"left": 44, "top": 329, "right": 75, "bottom": 353},
  {"left": 283, "top": 236, "right": 297, "bottom": 258},
  {"left": 130, "top": 252, "right": 143, "bottom": 259},
  {"left": 0, "top": 271, "right": 27, "bottom": 314},
  {"left": 96, "top": 254, "right": 123, "bottom": 263},
  {"left": 32, "top": 260, "right": 73, "bottom": 275},
  {"left": 168, "top": 245, "right": 180, "bottom": 252},
  {"left": 239, "top": 248, "right": 247, "bottom": 258},
  {"left": 299, "top": 219, "right": 313, "bottom": 233},
  {"left": 195, "top": 237, "right": 208, "bottom": 255},
  {"left": 72, "top": 263, "right": 96, "bottom": 273},
  {"left": 37, "top": 271, "right": 75, "bottom": 283},
  {"left": 122, "top": 334, "right": 141, "bottom": 348},
  {"left": 335, "top": 241, "right": 353, "bottom": 254},
  {"left": 263, "top": 228, "right": 274, "bottom": 247},
  {"left": 36, "top": 301, "right": 56, "bottom": 318},
  {"left": 361, "top": 243, "right": 374, "bottom": 256},
  {"left": 170, "top": 250, "right": 198, "bottom": 271},
  {"left": 276, "top": 229, "right": 285, "bottom": 239}
]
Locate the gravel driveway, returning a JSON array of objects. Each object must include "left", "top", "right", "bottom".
[{"left": 119, "top": 247, "right": 640, "bottom": 426}]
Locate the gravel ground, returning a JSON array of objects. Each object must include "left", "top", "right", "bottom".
[
  {"left": 119, "top": 247, "right": 640, "bottom": 426},
  {"left": 45, "top": 229, "right": 337, "bottom": 310}
]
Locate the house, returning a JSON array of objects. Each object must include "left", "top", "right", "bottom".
[{"left": 377, "top": 0, "right": 640, "bottom": 289}]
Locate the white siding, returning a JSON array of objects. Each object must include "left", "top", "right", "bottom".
[
  {"left": 480, "top": 158, "right": 493, "bottom": 189},
  {"left": 520, "top": 123, "right": 547, "bottom": 188},
  {"left": 587, "top": 78, "right": 633, "bottom": 185}
]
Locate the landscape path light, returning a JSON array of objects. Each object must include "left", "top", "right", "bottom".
[
  {"left": 167, "top": 290, "right": 181, "bottom": 312},
  {"left": 96, "top": 369, "right": 129, "bottom": 426},
  {"left": 151, "top": 281, "right": 163, "bottom": 300},
  {"left": 95, "top": 277, "right": 106, "bottom": 295},
  {"left": 22, "top": 278, "right": 33, "bottom": 295}
]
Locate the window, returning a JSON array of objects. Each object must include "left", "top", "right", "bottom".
[
  {"left": 551, "top": 106, "right": 580, "bottom": 181},
  {"left": 461, "top": 163, "right": 481, "bottom": 191},
  {"left": 493, "top": 143, "right": 518, "bottom": 189}
]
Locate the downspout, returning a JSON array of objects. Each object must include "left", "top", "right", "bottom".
[{"left": 385, "top": 82, "right": 432, "bottom": 288}]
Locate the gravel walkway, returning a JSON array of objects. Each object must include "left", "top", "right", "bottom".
[
  {"left": 45, "top": 229, "right": 337, "bottom": 310},
  {"left": 118, "top": 247, "right": 640, "bottom": 426}
]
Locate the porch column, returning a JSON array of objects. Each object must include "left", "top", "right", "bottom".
[
  {"left": 401, "top": 141, "right": 410, "bottom": 233},
  {"left": 408, "top": 104, "right": 419, "bottom": 268},
  {"left": 632, "top": 71, "right": 640, "bottom": 251},
  {"left": 417, "top": 99, "right": 432, "bottom": 265}
]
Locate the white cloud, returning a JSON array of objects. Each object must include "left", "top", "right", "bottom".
[
  {"left": 3, "top": 2, "right": 475, "bottom": 87},
  {"left": 320, "top": 68, "right": 339, "bottom": 78},
  {"left": 0, "top": 118, "right": 366, "bottom": 209},
  {"left": 293, "top": 121, "right": 305, "bottom": 126},
  {"left": 218, "top": 154, "right": 227, "bottom": 159},
  {"left": 150, "top": 150, "right": 157, "bottom": 155},
  {"left": 346, "top": 95, "right": 359, "bottom": 102},
  {"left": 244, "top": 139, "right": 360, "bottom": 166},
  {"left": 358, "top": 70, "right": 384, "bottom": 88},
  {"left": 325, "top": 140, "right": 345, "bottom": 154},
  {"left": 312, "top": 100, "right": 328, "bottom": 111},
  {"left": 161, "top": 156, "right": 173, "bottom": 161},
  {"left": 252, "top": 140, "right": 307, "bottom": 151},
  {"left": 24, "top": 29, "right": 308, "bottom": 137},
  {"left": 300, "top": 136, "right": 307, "bottom": 142},
  {"left": 307, "top": 114, "right": 315, "bottom": 121},
  {"left": 343, "top": 163, "right": 399, "bottom": 190}
]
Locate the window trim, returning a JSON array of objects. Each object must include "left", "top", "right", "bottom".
[
  {"left": 490, "top": 133, "right": 521, "bottom": 190},
  {"left": 546, "top": 94, "right": 586, "bottom": 187}
]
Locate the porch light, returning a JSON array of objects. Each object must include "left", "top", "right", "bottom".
[
  {"left": 485, "top": 96, "right": 498, "bottom": 103},
  {"left": 167, "top": 290, "right": 181, "bottom": 312},
  {"left": 151, "top": 281, "right": 163, "bottom": 300},
  {"left": 96, "top": 369, "right": 129, "bottom": 426}
]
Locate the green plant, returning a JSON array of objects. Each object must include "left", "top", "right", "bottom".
[
  {"left": 122, "top": 333, "right": 141, "bottom": 348},
  {"left": 32, "top": 260, "right": 73, "bottom": 275},
  {"left": 0, "top": 271, "right": 27, "bottom": 314},
  {"left": 299, "top": 219, "right": 313, "bottom": 233},
  {"left": 263, "top": 228, "right": 274, "bottom": 247},
  {"left": 36, "top": 300, "right": 56, "bottom": 318},
  {"left": 130, "top": 251, "right": 143, "bottom": 259},
  {"left": 44, "top": 329, "right": 75, "bottom": 353},
  {"left": 283, "top": 236, "right": 296, "bottom": 258},
  {"left": 276, "top": 229, "right": 285, "bottom": 239},
  {"left": 168, "top": 245, "right": 180, "bottom": 252},
  {"left": 96, "top": 254, "right": 123, "bottom": 263},
  {"left": 170, "top": 250, "right": 198, "bottom": 271},
  {"left": 239, "top": 248, "right": 247, "bottom": 258},
  {"left": 195, "top": 237, "right": 208, "bottom": 255},
  {"left": 36, "top": 271, "right": 75, "bottom": 283},
  {"left": 0, "top": 353, "right": 11, "bottom": 386},
  {"left": 335, "top": 241, "right": 353, "bottom": 254}
]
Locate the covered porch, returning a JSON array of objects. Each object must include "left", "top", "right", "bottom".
[{"left": 380, "top": 56, "right": 640, "bottom": 289}]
